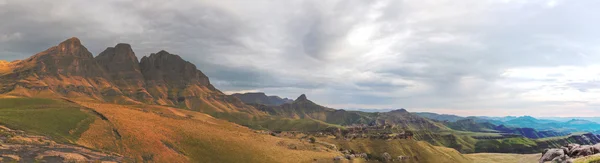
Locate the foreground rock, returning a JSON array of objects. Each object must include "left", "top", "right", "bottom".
[
  {"left": 540, "top": 143, "right": 600, "bottom": 163},
  {"left": 0, "top": 125, "right": 122, "bottom": 162}
]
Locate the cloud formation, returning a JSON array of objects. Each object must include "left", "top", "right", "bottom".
[{"left": 1, "top": 0, "right": 600, "bottom": 116}]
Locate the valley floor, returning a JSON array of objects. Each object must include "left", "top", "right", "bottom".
[{"left": 465, "top": 153, "right": 540, "bottom": 163}]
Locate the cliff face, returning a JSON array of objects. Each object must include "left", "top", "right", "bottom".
[
  {"left": 0, "top": 37, "right": 259, "bottom": 114},
  {"left": 140, "top": 50, "right": 212, "bottom": 88},
  {"left": 0, "top": 37, "right": 114, "bottom": 99},
  {"left": 95, "top": 43, "right": 150, "bottom": 101}
]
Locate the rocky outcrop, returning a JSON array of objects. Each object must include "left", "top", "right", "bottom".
[
  {"left": 140, "top": 50, "right": 213, "bottom": 89},
  {"left": 95, "top": 43, "right": 149, "bottom": 100},
  {"left": 540, "top": 143, "right": 600, "bottom": 163},
  {"left": 22, "top": 37, "right": 107, "bottom": 77},
  {"left": 0, "top": 37, "right": 113, "bottom": 98},
  {"left": 138, "top": 50, "right": 222, "bottom": 106}
]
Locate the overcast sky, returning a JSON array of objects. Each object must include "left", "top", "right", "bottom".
[{"left": 2, "top": 0, "right": 600, "bottom": 117}]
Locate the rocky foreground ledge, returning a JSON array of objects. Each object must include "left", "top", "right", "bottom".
[
  {"left": 0, "top": 125, "right": 123, "bottom": 162},
  {"left": 540, "top": 143, "right": 600, "bottom": 163}
]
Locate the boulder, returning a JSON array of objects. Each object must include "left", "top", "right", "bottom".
[
  {"left": 333, "top": 156, "right": 345, "bottom": 161},
  {"left": 539, "top": 148, "right": 568, "bottom": 163},
  {"left": 382, "top": 152, "right": 392, "bottom": 162},
  {"left": 569, "top": 145, "right": 594, "bottom": 157}
]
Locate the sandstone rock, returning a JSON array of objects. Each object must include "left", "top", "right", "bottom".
[
  {"left": 140, "top": 50, "right": 212, "bottom": 88},
  {"left": 96, "top": 43, "right": 149, "bottom": 99},
  {"left": 23, "top": 37, "right": 106, "bottom": 77},
  {"left": 0, "top": 37, "right": 112, "bottom": 98},
  {"left": 139, "top": 50, "right": 217, "bottom": 105}
]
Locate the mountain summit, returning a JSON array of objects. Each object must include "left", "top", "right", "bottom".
[{"left": 296, "top": 94, "right": 308, "bottom": 101}]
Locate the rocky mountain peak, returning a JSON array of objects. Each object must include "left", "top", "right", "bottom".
[
  {"left": 19, "top": 37, "right": 102, "bottom": 77},
  {"left": 156, "top": 50, "right": 170, "bottom": 55},
  {"left": 59, "top": 37, "right": 82, "bottom": 47},
  {"left": 140, "top": 50, "right": 211, "bottom": 87},
  {"left": 390, "top": 108, "right": 408, "bottom": 113},
  {"left": 296, "top": 94, "right": 308, "bottom": 101},
  {"left": 96, "top": 43, "right": 139, "bottom": 65},
  {"left": 95, "top": 43, "right": 145, "bottom": 97}
]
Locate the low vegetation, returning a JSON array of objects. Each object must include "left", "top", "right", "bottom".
[
  {"left": 574, "top": 154, "right": 600, "bottom": 163},
  {"left": 0, "top": 98, "right": 95, "bottom": 143},
  {"left": 321, "top": 138, "right": 472, "bottom": 163},
  {"left": 465, "top": 153, "right": 540, "bottom": 163}
]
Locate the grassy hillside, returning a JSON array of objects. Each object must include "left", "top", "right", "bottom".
[
  {"left": 466, "top": 153, "right": 540, "bottom": 163},
  {"left": 413, "top": 131, "right": 478, "bottom": 153},
  {"left": 0, "top": 97, "right": 342, "bottom": 162},
  {"left": 75, "top": 101, "right": 341, "bottom": 162},
  {"left": 472, "top": 132, "right": 600, "bottom": 154},
  {"left": 0, "top": 97, "right": 95, "bottom": 143},
  {"left": 574, "top": 154, "right": 600, "bottom": 163},
  {"left": 444, "top": 119, "right": 497, "bottom": 132},
  {"left": 474, "top": 137, "right": 538, "bottom": 153},
  {"left": 322, "top": 138, "right": 472, "bottom": 163},
  {"left": 210, "top": 111, "right": 344, "bottom": 132}
]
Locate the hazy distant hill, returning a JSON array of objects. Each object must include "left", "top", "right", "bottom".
[
  {"left": 415, "top": 112, "right": 466, "bottom": 122},
  {"left": 540, "top": 117, "right": 600, "bottom": 123},
  {"left": 252, "top": 94, "right": 449, "bottom": 131},
  {"left": 344, "top": 108, "right": 396, "bottom": 113},
  {"left": 417, "top": 112, "right": 600, "bottom": 133}
]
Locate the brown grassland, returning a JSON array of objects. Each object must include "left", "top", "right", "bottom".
[{"left": 74, "top": 101, "right": 340, "bottom": 162}]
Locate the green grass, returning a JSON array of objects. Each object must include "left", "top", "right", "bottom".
[
  {"left": 0, "top": 98, "right": 95, "bottom": 143},
  {"left": 574, "top": 154, "right": 600, "bottom": 163},
  {"left": 466, "top": 153, "right": 540, "bottom": 163},
  {"left": 537, "top": 132, "right": 588, "bottom": 141},
  {"left": 474, "top": 137, "right": 538, "bottom": 153},
  {"left": 324, "top": 138, "right": 472, "bottom": 163},
  {"left": 210, "top": 112, "right": 343, "bottom": 132}
]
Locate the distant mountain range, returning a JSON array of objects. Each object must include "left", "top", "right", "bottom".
[
  {"left": 231, "top": 92, "right": 293, "bottom": 106},
  {"left": 344, "top": 108, "right": 397, "bottom": 113},
  {"left": 415, "top": 112, "right": 465, "bottom": 122},
  {"left": 540, "top": 117, "right": 600, "bottom": 123},
  {"left": 417, "top": 112, "right": 600, "bottom": 133},
  {"left": 248, "top": 94, "right": 449, "bottom": 131}
]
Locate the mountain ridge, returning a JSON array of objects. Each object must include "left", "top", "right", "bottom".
[
  {"left": 0, "top": 37, "right": 259, "bottom": 115},
  {"left": 231, "top": 92, "right": 292, "bottom": 106}
]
